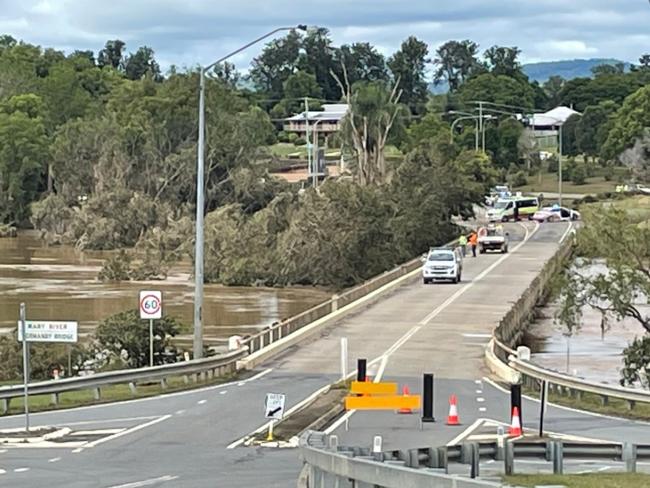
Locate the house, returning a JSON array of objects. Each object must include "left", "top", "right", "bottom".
[
  {"left": 283, "top": 104, "right": 348, "bottom": 137},
  {"left": 521, "top": 106, "right": 581, "bottom": 148}
]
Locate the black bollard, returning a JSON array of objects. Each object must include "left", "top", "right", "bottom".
[
  {"left": 357, "top": 358, "right": 367, "bottom": 382},
  {"left": 422, "top": 373, "right": 435, "bottom": 423}
]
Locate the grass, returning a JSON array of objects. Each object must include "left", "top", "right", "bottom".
[
  {"left": 268, "top": 142, "right": 308, "bottom": 158},
  {"left": 505, "top": 473, "right": 650, "bottom": 487},
  {"left": 2, "top": 372, "right": 238, "bottom": 416},
  {"left": 515, "top": 171, "right": 616, "bottom": 195},
  {"left": 523, "top": 385, "right": 650, "bottom": 422}
]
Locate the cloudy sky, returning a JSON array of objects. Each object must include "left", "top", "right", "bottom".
[{"left": 1, "top": 0, "right": 649, "bottom": 71}]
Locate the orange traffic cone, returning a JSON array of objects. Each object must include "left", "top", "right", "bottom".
[
  {"left": 398, "top": 385, "right": 413, "bottom": 414},
  {"left": 509, "top": 406, "right": 522, "bottom": 436},
  {"left": 446, "top": 394, "right": 460, "bottom": 425}
]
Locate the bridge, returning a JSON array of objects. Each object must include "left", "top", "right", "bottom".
[{"left": 0, "top": 221, "right": 648, "bottom": 487}]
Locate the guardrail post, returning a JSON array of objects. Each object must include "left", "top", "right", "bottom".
[
  {"left": 470, "top": 442, "right": 480, "bottom": 479},
  {"left": 93, "top": 387, "right": 101, "bottom": 400},
  {"left": 496, "top": 426, "right": 505, "bottom": 461},
  {"left": 623, "top": 443, "right": 637, "bottom": 473},
  {"left": 50, "top": 393, "right": 59, "bottom": 405},
  {"left": 627, "top": 400, "right": 636, "bottom": 410},
  {"left": 552, "top": 441, "right": 563, "bottom": 475},
  {"left": 504, "top": 441, "right": 514, "bottom": 476},
  {"left": 160, "top": 378, "right": 168, "bottom": 390},
  {"left": 129, "top": 382, "right": 137, "bottom": 395},
  {"left": 600, "top": 394, "right": 609, "bottom": 406},
  {"left": 332, "top": 294, "right": 339, "bottom": 312},
  {"left": 460, "top": 443, "right": 472, "bottom": 464},
  {"left": 1, "top": 398, "right": 9, "bottom": 414},
  {"left": 183, "top": 374, "right": 189, "bottom": 384}
]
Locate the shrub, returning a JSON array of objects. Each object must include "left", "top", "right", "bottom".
[
  {"left": 511, "top": 170, "right": 528, "bottom": 187},
  {"left": 287, "top": 132, "right": 298, "bottom": 143},
  {"left": 277, "top": 131, "right": 290, "bottom": 143},
  {"left": 294, "top": 136, "right": 307, "bottom": 146},
  {"left": 546, "top": 155, "right": 559, "bottom": 173},
  {"left": 571, "top": 163, "right": 587, "bottom": 185}
]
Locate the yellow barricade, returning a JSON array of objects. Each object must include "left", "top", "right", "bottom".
[
  {"left": 350, "top": 381, "right": 398, "bottom": 395},
  {"left": 345, "top": 394, "right": 421, "bottom": 411}
]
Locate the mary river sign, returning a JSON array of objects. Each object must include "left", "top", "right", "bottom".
[{"left": 18, "top": 320, "right": 78, "bottom": 343}]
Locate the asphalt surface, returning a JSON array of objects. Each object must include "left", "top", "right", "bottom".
[{"left": 1, "top": 219, "right": 648, "bottom": 487}]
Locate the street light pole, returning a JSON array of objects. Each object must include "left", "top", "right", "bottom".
[
  {"left": 558, "top": 123, "right": 563, "bottom": 207},
  {"left": 193, "top": 25, "right": 306, "bottom": 359}
]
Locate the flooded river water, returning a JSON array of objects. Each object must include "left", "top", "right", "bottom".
[{"left": 0, "top": 233, "right": 330, "bottom": 347}]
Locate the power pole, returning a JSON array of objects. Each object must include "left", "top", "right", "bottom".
[
  {"left": 304, "top": 97, "right": 312, "bottom": 186},
  {"left": 478, "top": 101, "right": 484, "bottom": 152},
  {"left": 558, "top": 123, "right": 563, "bottom": 207}
]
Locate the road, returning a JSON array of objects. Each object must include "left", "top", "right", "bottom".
[{"left": 1, "top": 220, "right": 648, "bottom": 487}]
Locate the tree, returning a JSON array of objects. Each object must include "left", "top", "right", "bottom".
[
  {"left": 639, "top": 54, "right": 650, "bottom": 69},
  {"left": 543, "top": 75, "right": 565, "bottom": 108},
  {"left": 0, "top": 94, "right": 49, "bottom": 224},
  {"left": 561, "top": 113, "right": 581, "bottom": 157},
  {"left": 280, "top": 70, "right": 322, "bottom": 114},
  {"left": 404, "top": 113, "right": 449, "bottom": 152},
  {"left": 249, "top": 30, "right": 302, "bottom": 100},
  {"left": 556, "top": 205, "right": 650, "bottom": 386},
  {"left": 484, "top": 45, "right": 524, "bottom": 79},
  {"left": 495, "top": 118, "right": 524, "bottom": 167},
  {"left": 95, "top": 309, "right": 182, "bottom": 368},
  {"left": 458, "top": 73, "right": 535, "bottom": 109},
  {"left": 298, "top": 27, "right": 338, "bottom": 100},
  {"left": 334, "top": 42, "right": 388, "bottom": 85},
  {"left": 387, "top": 36, "right": 429, "bottom": 115},
  {"left": 602, "top": 85, "right": 650, "bottom": 162},
  {"left": 333, "top": 71, "right": 404, "bottom": 185},
  {"left": 433, "top": 39, "right": 483, "bottom": 91},
  {"left": 123, "top": 46, "right": 161, "bottom": 81},
  {"left": 560, "top": 74, "right": 641, "bottom": 112},
  {"left": 575, "top": 101, "right": 617, "bottom": 160},
  {"left": 97, "top": 39, "right": 125, "bottom": 69}
]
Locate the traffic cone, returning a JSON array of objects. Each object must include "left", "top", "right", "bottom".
[
  {"left": 446, "top": 394, "right": 460, "bottom": 425},
  {"left": 509, "top": 406, "right": 522, "bottom": 436},
  {"left": 398, "top": 385, "right": 413, "bottom": 414}
]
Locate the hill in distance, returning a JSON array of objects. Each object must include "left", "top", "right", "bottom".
[
  {"left": 429, "top": 58, "right": 630, "bottom": 93},
  {"left": 522, "top": 57, "right": 630, "bottom": 83}
]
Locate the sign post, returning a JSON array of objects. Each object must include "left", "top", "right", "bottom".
[
  {"left": 264, "top": 393, "right": 286, "bottom": 441},
  {"left": 17, "top": 307, "right": 79, "bottom": 432},
  {"left": 139, "top": 291, "right": 162, "bottom": 367},
  {"left": 20, "top": 303, "right": 29, "bottom": 432}
]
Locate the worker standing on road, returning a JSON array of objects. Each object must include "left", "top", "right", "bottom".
[
  {"left": 468, "top": 231, "right": 478, "bottom": 258},
  {"left": 458, "top": 234, "right": 467, "bottom": 257}
]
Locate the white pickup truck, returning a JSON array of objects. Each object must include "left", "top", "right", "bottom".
[{"left": 478, "top": 225, "right": 509, "bottom": 254}]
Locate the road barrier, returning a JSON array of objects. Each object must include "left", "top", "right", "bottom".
[
  {"left": 0, "top": 348, "right": 246, "bottom": 414},
  {"left": 299, "top": 431, "right": 502, "bottom": 488},
  {"left": 377, "top": 438, "right": 650, "bottom": 477}
]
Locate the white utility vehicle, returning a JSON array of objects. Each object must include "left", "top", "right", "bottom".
[{"left": 421, "top": 247, "right": 463, "bottom": 284}]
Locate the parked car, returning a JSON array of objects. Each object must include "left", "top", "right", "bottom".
[
  {"left": 421, "top": 247, "right": 463, "bottom": 284},
  {"left": 531, "top": 205, "right": 580, "bottom": 223}
]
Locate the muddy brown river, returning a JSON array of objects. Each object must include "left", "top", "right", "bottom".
[{"left": 0, "top": 232, "right": 330, "bottom": 347}]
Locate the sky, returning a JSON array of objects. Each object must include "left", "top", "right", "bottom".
[{"left": 1, "top": 0, "right": 649, "bottom": 72}]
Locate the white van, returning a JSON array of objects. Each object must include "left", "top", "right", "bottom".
[{"left": 487, "top": 196, "right": 539, "bottom": 222}]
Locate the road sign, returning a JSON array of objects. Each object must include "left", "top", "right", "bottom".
[
  {"left": 264, "top": 393, "right": 286, "bottom": 420},
  {"left": 17, "top": 320, "right": 78, "bottom": 343},
  {"left": 139, "top": 290, "right": 162, "bottom": 319}
]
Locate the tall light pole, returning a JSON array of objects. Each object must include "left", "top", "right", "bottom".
[{"left": 193, "top": 25, "right": 306, "bottom": 359}]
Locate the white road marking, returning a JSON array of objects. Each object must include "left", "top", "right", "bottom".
[
  {"left": 51, "top": 416, "right": 159, "bottom": 428},
  {"left": 577, "top": 466, "right": 612, "bottom": 474},
  {"left": 197, "top": 400, "right": 207, "bottom": 405},
  {"left": 106, "top": 475, "right": 178, "bottom": 488},
  {"left": 14, "top": 467, "right": 29, "bottom": 473},
  {"left": 0, "top": 449, "right": 6, "bottom": 453},
  {"left": 174, "top": 410, "right": 185, "bottom": 415},
  {"left": 475, "top": 380, "right": 482, "bottom": 385},
  {"left": 476, "top": 390, "right": 482, "bottom": 394},
  {"left": 559, "top": 221, "right": 573, "bottom": 243},
  {"left": 72, "top": 448, "right": 84, "bottom": 453},
  {"left": 477, "top": 397, "right": 485, "bottom": 403},
  {"left": 447, "top": 418, "right": 486, "bottom": 446},
  {"left": 463, "top": 333, "right": 492, "bottom": 338},
  {"left": 0, "top": 468, "right": 5, "bottom": 474},
  {"left": 0, "top": 368, "right": 273, "bottom": 421},
  {"left": 73, "top": 429, "right": 123, "bottom": 436},
  {"left": 48, "top": 457, "right": 61, "bottom": 463},
  {"left": 479, "top": 407, "right": 487, "bottom": 412},
  {"left": 219, "top": 390, "right": 228, "bottom": 395},
  {"left": 84, "top": 415, "right": 172, "bottom": 448},
  {"left": 237, "top": 382, "right": 245, "bottom": 386}
]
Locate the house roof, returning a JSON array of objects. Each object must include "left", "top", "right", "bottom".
[
  {"left": 529, "top": 106, "right": 581, "bottom": 127},
  {"left": 285, "top": 103, "right": 348, "bottom": 122}
]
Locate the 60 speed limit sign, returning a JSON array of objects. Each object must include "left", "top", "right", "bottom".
[{"left": 139, "top": 290, "right": 162, "bottom": 319}]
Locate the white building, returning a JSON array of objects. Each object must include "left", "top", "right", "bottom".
[{"left": 283, "top": 104, "right": 349, "bottom": 137}]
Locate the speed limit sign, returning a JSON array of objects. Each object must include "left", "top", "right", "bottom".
[{"left": 139, "top": 290, "right": 162, "bottom": 319}]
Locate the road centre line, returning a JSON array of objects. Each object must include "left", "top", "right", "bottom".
[
  {"left": 559, "top": 221, "right": 574, "bottom": 243},
  {"left": 106, "top": 475, "right": 178, "bottom": 488},
  {"left": 48, "top": 457, "right": 61, "bottom": 463}
]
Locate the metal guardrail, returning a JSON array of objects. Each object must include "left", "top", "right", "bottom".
[
  {"left": 300, "top": 431, "right": 501, "bottom": 488},
  {"left": 0, "top": 348, "right": 247, "bottom": 412},
  {"left": 510, "top": 357, "right": 650, "bottom": 407}
]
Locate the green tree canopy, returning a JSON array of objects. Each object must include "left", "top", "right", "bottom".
[
  {"left": 433, "top": 39, "right": 483, "bottom": 91},
  {"left": 602, "top": 85, "right": 650, "bottom": 162},
  {"left": 458, "top": 73, "right": 534, "bottom": 109},
  {"left": 387, "top": 36, "right": 429, "bottom": 115}
]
